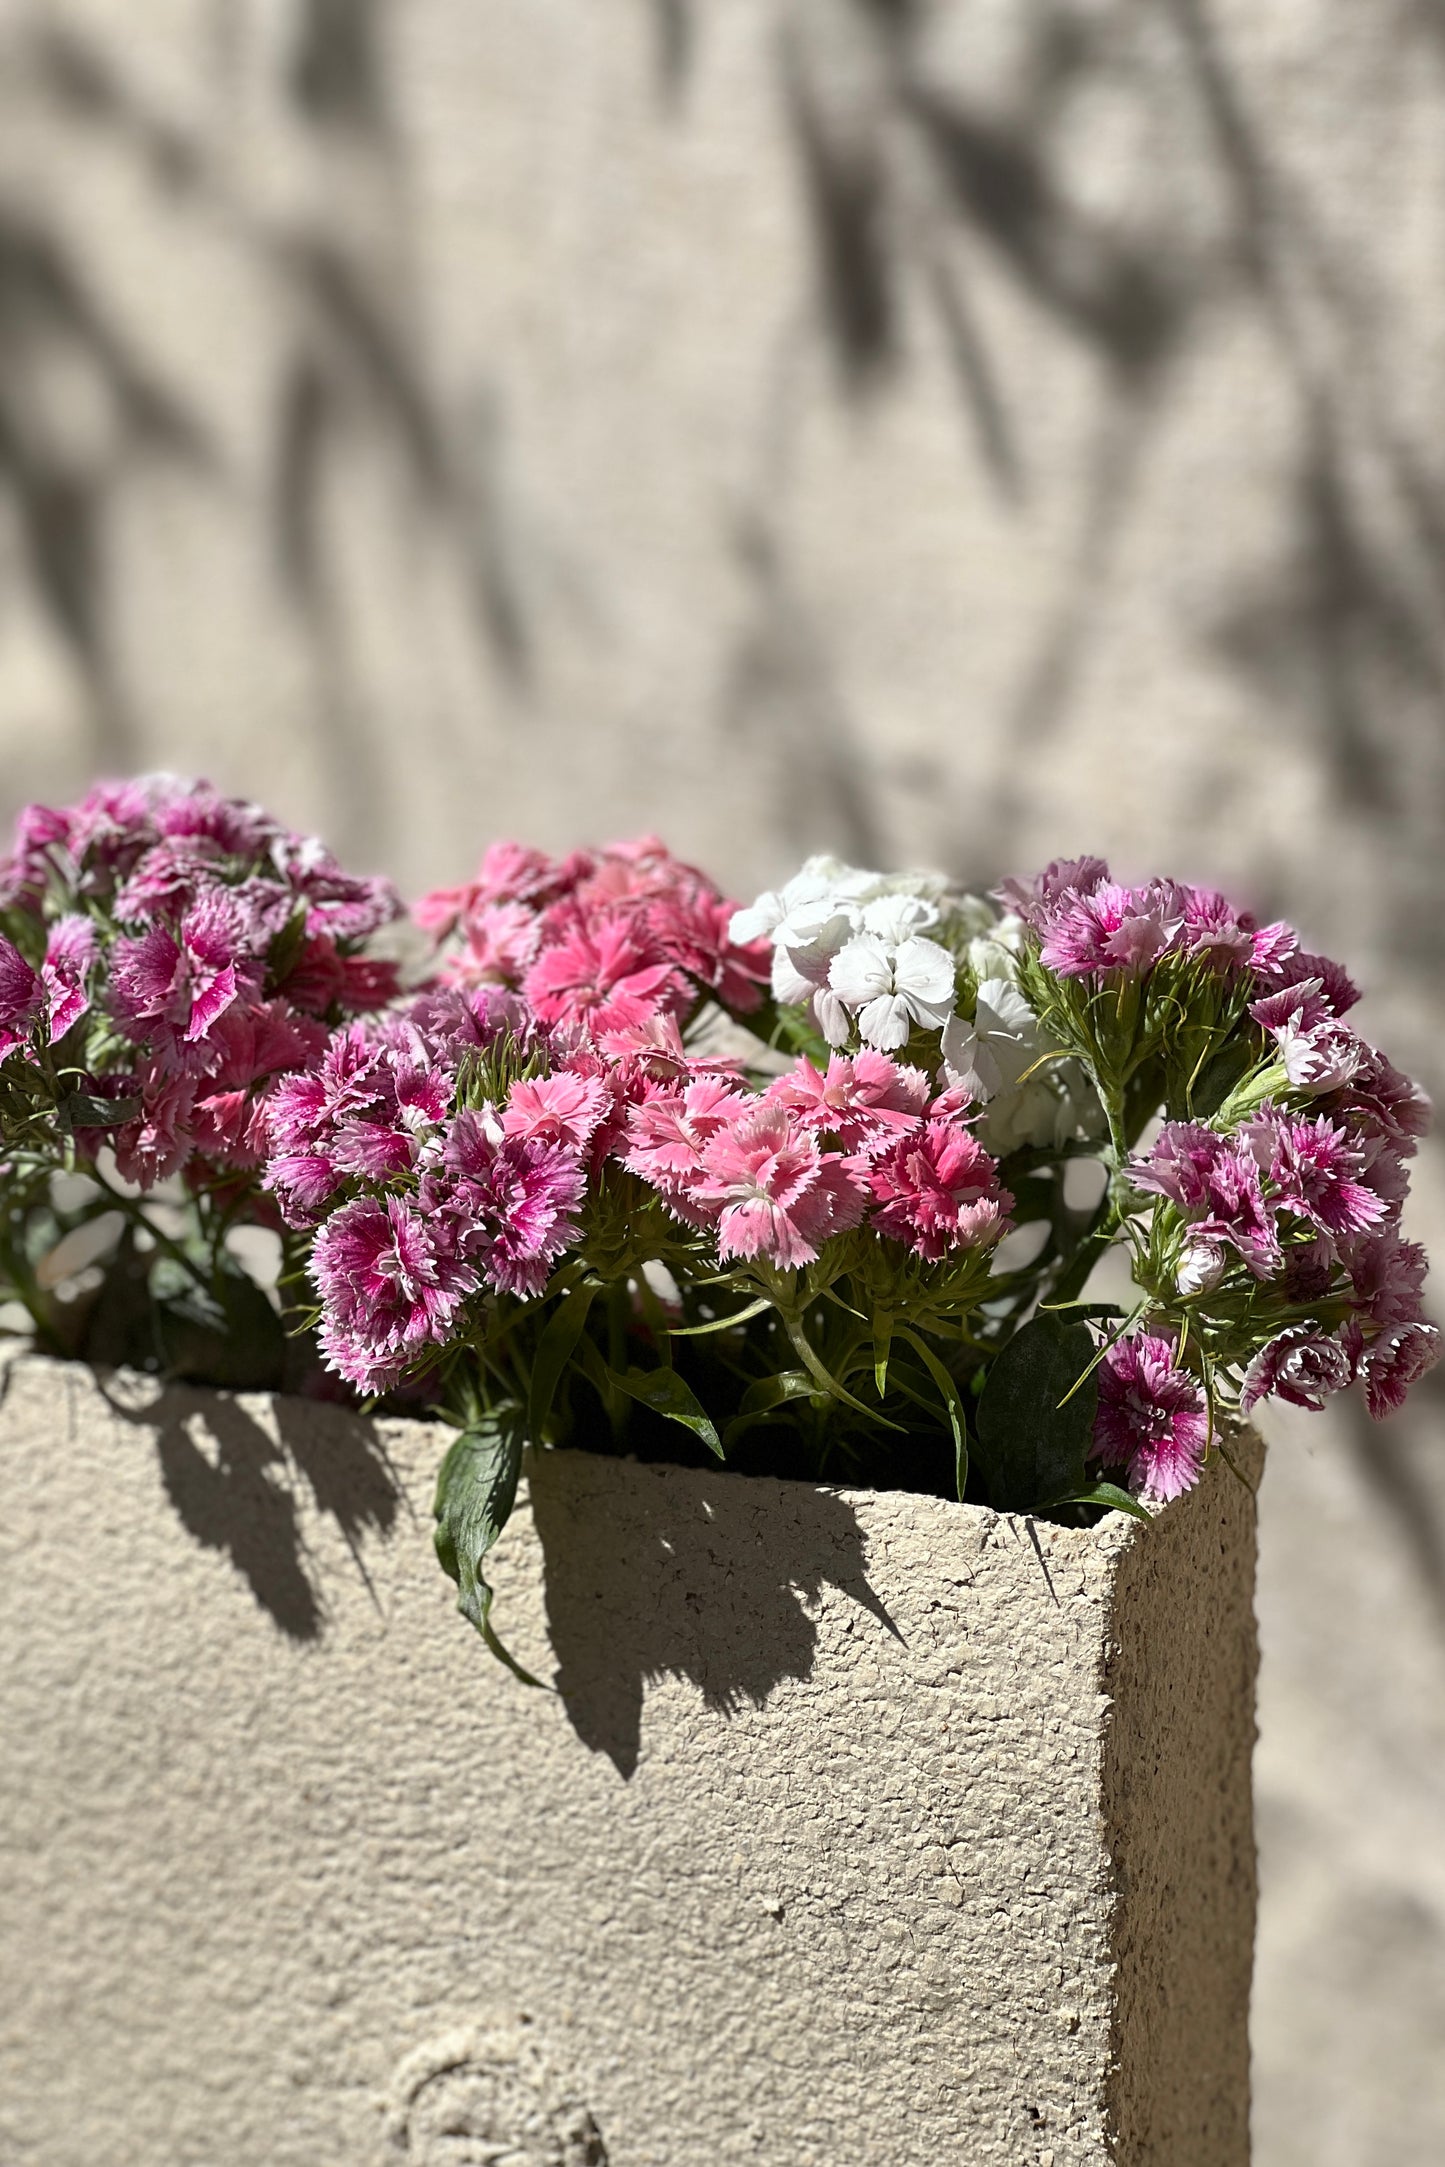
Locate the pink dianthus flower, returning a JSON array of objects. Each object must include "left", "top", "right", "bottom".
[
  {"left": 766, "top": 1049, "right": 930, "bottom": 1154},
  {"left": 864, "top": 1121, "right": 1010, "bottom": 1261},
  {"left": 313, "top": 1194, "right": 478, "bottom": 1393},
  {"left": 689, "top": 1101, "right": 866, "bottom": 1268},
  {"left": 1092, "top": 1333, "right": 1209, "bottom": 1503},
  {"left": 524, "top": 917, "right": 682, "bottom": 1034}
]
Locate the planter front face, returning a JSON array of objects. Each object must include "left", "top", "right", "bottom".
[{"left": 0, "top": 1358, "right": 1257, "bottom": 2165}]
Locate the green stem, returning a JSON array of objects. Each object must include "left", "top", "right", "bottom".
[{"left": 75, "top": 1168, "right": 212, "bottom": 1291}]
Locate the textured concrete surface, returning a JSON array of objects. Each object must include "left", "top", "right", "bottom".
[
  {"left": 0, "top": 7, "right": 1442, "bottom": 2155},
  {"left": 0, "top": 1357, "right": 1259, "bottom": 2165}
]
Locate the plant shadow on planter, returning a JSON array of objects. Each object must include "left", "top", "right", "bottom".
[
  {"left": 529, "top": 1451, "right": 901, "bottom": 1779},
  {"left": 94, "top": 1373, "right": 401, "bottom": 1641}
]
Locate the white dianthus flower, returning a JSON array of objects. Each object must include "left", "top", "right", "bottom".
[{"left": 828, "top": 933, "right": 957, "bottom": 1050}]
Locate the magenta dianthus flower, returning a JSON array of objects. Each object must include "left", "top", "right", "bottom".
[
  {"left": 439, "top": 1112, "right": 587, "bottom": 1297},
  {"left": 1246, "top": 1109, "right": 1384, "bottom": 1239},
  {"left": 1240, "top": 1327, "right": 1355, "bottom": 1414},
  {"left": 313, "top": 1194, "right": 478, "bottom": 1394},
  {"left": 1352, "top": 1319, "right": 1441, "bottom": 1419},
  {"left": 1092, "top": 1333, "right": 1209, "bottom": 1503},
  {"left": 1036, "top": 878, "right": 1184, "bottom": 979},
  {"left": 1134, "top": 1122, "right": 1281, "bottom": 1280}
]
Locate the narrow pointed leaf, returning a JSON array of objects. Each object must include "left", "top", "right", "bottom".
[
  {"left": 667, "top": 1297, "right": 774, "bottom": 1338},
  {"left": 433, "top": 1405, "right": 544, "bottom": 1684},
  {"left": 873, "top": 1308, "right": 893, "bottom": 1399},
  {"left": 607, "top": 1362, "right": 724, "bottom": 1458},
  {"left": 526, "top": 1283, "right": 595, "bottom": 1441},
  {"left": 896, "top": 1326, "right": 968, "bottom": 1499},
  {"left": 1055, "top": 1480, "right": 1153, "bottom": 1523}
]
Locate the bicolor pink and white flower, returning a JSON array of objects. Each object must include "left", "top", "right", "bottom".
[{"left": 1092, "top": 1333, "right": 1210, "bottom": 1503}]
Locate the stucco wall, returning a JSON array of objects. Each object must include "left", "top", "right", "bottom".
[
  {"left": 0, "top": 1359, "right": 1259, "bottom": 2166},
  {"left": 0, "top": 7, "right": 1442, "bottom": 2157}
]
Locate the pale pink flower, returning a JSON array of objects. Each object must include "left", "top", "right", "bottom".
[
  {"left": 446, "top": 901, "right": 541, "bottom": 988},
  {"left": 623, "top": 1076, "right": 750, "bottom": 1188},
  {"left": 502, "top": 1071, "right": 611, "bottom": 1152},
  {"left": 693, "top": 1102, "right": 866, "bottom": 1268},
  {"left": 766, "top": 1050, "right": 930, "bottom": 1153}
]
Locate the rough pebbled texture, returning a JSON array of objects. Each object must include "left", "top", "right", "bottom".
[{"left": 0, "top": 1358, "right": 1259, "bottom": 2164}]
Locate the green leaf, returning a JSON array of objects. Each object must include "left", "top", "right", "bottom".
[
  {"left": 153, "top": 1252, "right": 287, "bottom": 1390},
  {"left": 265, "top": 903, "right": 311, "bottom": 995},
  {"left": 55, "top": 1089, "right": 141, "bottom": 1132},
  {"left": 738, "top": 1370, "right": 816, "bottom": 1416},
  {"left": 607, "top": 1362, "right": 724, "bottom": 1458},
  {"left": 1002, "top": 1173, "right": 1058, "bottom": 1226},
  {"left": 895, "top": 1326, "right": 968, "bottom": 1501},
  {"left": 666, "top": 1297, "right": 774, "bottom": 1338},
  {"left": 974, "top": 1310, "right": 1100, "bottom": 1514},
  {"left": 1177, "top": 1036, "right": 1257, "bottom": 1121},
  {"left": 1057, "top": 1480, "right": 1153, "bottom": 1523},
  {"left": 872, "top": 1309, "right": 893, "bottom": 1398},
  {"left": 433, "top": 1406, "right": 543, "bottom": 1684},
  {"left": 526, "top": 1283, "right": 595, "bottom": 1441}
]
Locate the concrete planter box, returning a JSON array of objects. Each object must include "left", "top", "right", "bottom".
[{"left": 0, "top": 1356, "right": 1258, "bottom": 2165}]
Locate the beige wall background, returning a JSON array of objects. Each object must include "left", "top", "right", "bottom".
[{"left": 0, "top": 3, "right": 1442, "bottom": 2158}]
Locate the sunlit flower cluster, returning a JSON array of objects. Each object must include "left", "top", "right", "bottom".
[
  {"left": 0, "top": 796, "right": 1435, "bottom": 1602},
  {"left": 416, "top": 835, "right": 771, "bottom": 1029},
  {"left": 0, "top": 775, "right": 399, "bottom": 1190}
]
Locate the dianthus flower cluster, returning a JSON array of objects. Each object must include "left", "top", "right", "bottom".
[
  {"left": 0, "top": 775, "right": 399, "bottom": 1190},
  {"left": 998, "top": 855, "right": 1301, "bottom": 984},
  {"left": 414, "top": 835, "right": 771, "bottom": 1029},
  {"left": 269, "top": 989, "right": 1012, "bottom": 1393},
  {"left": 622, "top": 1050, "right": 1010, "bottom": 1269},
  {"left": 988, "top": 855, "right": 1438, "bottom": 1503},
  {"left": 0, "top": 799, "right": 1435, "bottom": 1659}
]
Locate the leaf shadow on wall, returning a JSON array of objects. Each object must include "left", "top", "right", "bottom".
[
  {"left": 529, "top": 1449, "right": 901, "bottom": 1780},
  {"left": 720, "top": 0, "right": 1194, "bottom": 868},
  {"left": 0, "top": 201, "right": 213, "bottom": 773},
  {"left": 96, "top": 1375, "right": 401, "bottom": 1642},
  {"left": 0, "top": 6, "right": 531, "bottom": 852}
]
